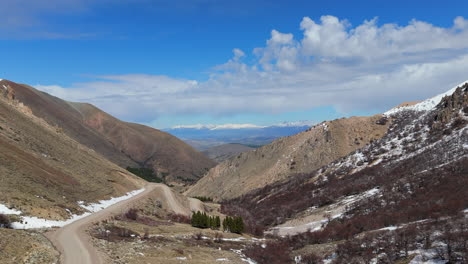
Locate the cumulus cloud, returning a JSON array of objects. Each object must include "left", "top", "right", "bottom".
[{"left": 36, "top": 15, "right": 468, "bottom": 123}]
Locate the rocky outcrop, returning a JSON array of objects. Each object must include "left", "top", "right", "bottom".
[{"left": 434, "top": 83, "right": 468, "bottom": 124}]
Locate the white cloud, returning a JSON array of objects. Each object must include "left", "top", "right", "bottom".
[
  {"left": 35, "top": 15, "right": 468, "bottom": 123},
  {"left": 233, "top": 48, "right": 245, "bottom": 60}
]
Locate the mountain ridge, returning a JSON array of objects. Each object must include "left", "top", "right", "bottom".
[{"left": 0, "top": 79, "right": 215, "bottom": 186}]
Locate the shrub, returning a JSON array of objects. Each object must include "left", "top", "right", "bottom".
[
  {"left": 244, "top": 241, "right": 292, "bottom": 264},
  {"left": 168, "top": 213, "right": 191, "bottom": 224},
  {"left": 214, "top": 232, "right": 223, "bottom": 243},
  {"left": 0, "top": 214, "right": 11, "bottom": 228},
  {"left": 300, "top": 253, "right": 322, "bottom": 264},
  {"left": 94, "top": 225, "right": 139, "bottom": 241},
  {"left": 125, "top": 208, "right": 139, "bottom": 220},
  {"left": 451, "top": 116, "right": 467, "bottom": 130},
  {"left": 193, "top": 232, "right": 203, "bottom": 240}
]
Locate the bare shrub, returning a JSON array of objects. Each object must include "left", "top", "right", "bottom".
[
  {"left": 193, "top": 232, "right": 203, "bottom": 240},
  {"left": 244, "top": 241, "right": 292, "bottom": 264},
  {"left": 0, "top": 214, "right": 11, "bottom": 228},
  {"left": 125, "top": 208, "right": 138, "bottom": 220},
  {"left": 214, "top": 232, "right": 223, "bottom": 243},
  {"left": 168, "top": 213, "right": 191, "bottom": 224},
  {"left": 451, "top": 116, "right": 467, "bottom": 130},
  {"left": 300, "top": 253, "right": 322, "bottom": 264},
  {"left": 94, "top": 225, "right": 139, "bottom": 242}
]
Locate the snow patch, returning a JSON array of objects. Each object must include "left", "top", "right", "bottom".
[
  {"left": 385, "top": 80, "right": 468, "bottom": 115},
  {"left": 0, "top": 204, "right": 22, "bottom": 215},
  {"left": 408, "top": 248, "right": 447, "bottom": 264},
  {"left": 11, "top": 213, "right": 92, "bottom": 229},
  {"left": 231, "top": 249, "right": 257, "bottom": 264},
  {"left": 78, "top": 188, "right": 144, "bottom": 213}
]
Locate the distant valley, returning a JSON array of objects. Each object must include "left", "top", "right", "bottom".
[
  {"left": 163, "top": 123, "right": 313, "bottom": 150},
  {"left": 0, "top": 79, "right": 466, "bottom": 264}
]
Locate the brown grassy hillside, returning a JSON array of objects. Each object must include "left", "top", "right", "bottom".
[
  {"left": 0, "top": 85, "right": 145, "bottom": 220},
  {"left": 187, "top": 114, "right": 390, "bottom": 201},
  {"left": 0, "top": 80, "right": 215, "bottom": 186},
  {"left": 202, "top": 143, "right": 255, "bottom": 163}
]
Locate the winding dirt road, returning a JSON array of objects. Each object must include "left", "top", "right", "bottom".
[{"left": 47, "top": 183, "right": 195, "bottom": 264}]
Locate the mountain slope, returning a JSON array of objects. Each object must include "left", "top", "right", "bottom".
[
  {"left": 0, "top": 84, "right": 145, "bottom": 221},
  {"left": 222, "top": 81, "right": 468, "bottom": 240},
  {"left": 202, "top": 143, "right": 255, "bottom": 163},
  {"left": 0, "top": 80, "right": 215, "bottom": 185},
  {"left": 187, "top": 114, "right": 390, "bottom": 201}
]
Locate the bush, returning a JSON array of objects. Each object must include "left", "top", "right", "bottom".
[
  {"left": 244, "top": 241, "right": 292, "bottom": 264},
  {"left": 193, "top": 232, "right": 203, "bottom": 240},
  {"left": 451, "top": 116, "right": 467, "bottom": 130},
  {"left": 300, "top": 254, "right": 322, "bottom": 264},
  {"left": 214, "top": 232, "right": 223, "bottom": 243},
  {"left": 168, "top": 213, "right": 191, "bottom": 224},
  {"left": 125, "top": 208, "right": 139, "bottom": 220},
  {"left": 94, "top": 225, "right": 139, "bottom": 241},
  {"left": 0, "top": 214, "right": 11, "bottom": 228}
]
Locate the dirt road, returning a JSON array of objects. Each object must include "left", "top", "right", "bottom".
[{"left": 47, "top": 183, "right": 193, "bottom": 264}]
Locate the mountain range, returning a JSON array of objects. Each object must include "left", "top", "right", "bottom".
[
  {"left": 163, "top": 122, "right": 313, "bottom": 150},
  {"left": 0, "top": 78, "right": 466, "bottom": 264}
]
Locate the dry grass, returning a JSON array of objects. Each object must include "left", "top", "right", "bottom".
[
  {"left": 90, "top": 198, "right": 259, "bottom": 264},
  {"left": 0, "top": 229, "right": 58, "bottom": 264},
  {"left": 0, "top": 90, "right": 145, "bottom": 220}
]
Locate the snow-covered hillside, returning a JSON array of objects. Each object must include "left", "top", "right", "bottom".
[
  {"left": 384, "top": 80, "right": 468, "bottom": 115},
  {"left": 223, "top": 82, "right": 468, "bottom": 264}
]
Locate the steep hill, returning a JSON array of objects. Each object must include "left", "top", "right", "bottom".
[
  {"left": 0, "top": 80, "right": 215, "bottom": 185},
  {"left": 202, "top": 143, "right": 255, "bottom": 163},
  {"left": 0, "top": 82, "right": 145, "bottom": 221},
  {"left": 187, "top": 114, "right": 390, "bottom": 201},
  {"left": 223, "top": 82, "right": 468, "bottom": 263}
]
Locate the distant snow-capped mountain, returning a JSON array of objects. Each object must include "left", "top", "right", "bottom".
[
  {"left": 163, "top": 122, "right": 314, "bottom": 150},
  {"left": 171, "top": 123, "right": 266, "bottom": 130}
]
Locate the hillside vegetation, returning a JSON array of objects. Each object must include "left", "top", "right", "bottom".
[{"left": 221, "top": 83, "right": 468, "bottom": 263}]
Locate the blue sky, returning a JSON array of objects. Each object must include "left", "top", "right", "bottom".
[{"left": 2, "top": 0, "right": 468, "bottom": 128}]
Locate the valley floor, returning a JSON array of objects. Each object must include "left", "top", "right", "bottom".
[{"left": 1, "top": 183, "right": 258, "bottom": 264}]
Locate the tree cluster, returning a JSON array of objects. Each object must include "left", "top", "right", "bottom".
[
  {"left": 192, "top": 196, "right": 213, "bottom": 202},
  {"left": 126, "top": 167, "right": 163, "bottom": 183},
  {"left": 191, "top": 211, "right": 221, "bottom": 229},
  {"left": 222, "top": 216, "right": 244, "bottom": 234}
]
